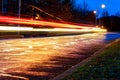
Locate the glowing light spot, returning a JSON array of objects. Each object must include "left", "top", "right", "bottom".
[{"left": 28, "top": 46, "right": 33, "bottom": 49}]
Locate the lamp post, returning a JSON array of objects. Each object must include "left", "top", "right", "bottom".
[
  {"left": 18, "top": 0, "right": 21, "bottom": 20},
  {"left": 94, "top": 4, "right": 106, "bottom": 28},
  {"left": 18, "top": 0, "right": 21, "bottom": 35},
  {"left": 101, "top": 4, "right": 105, "bottom": 28},
  {"left": 93, "top": 10, "right": 97, "bottom": 26},
  {"left": 99, "top": 4, "right": 106, "bottom": 27}
]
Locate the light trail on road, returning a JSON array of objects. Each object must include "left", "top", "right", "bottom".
[
  {"left": 0, "top": 15, "right": 107, "bottom": 33},
  {"left": 0, "top": 15, "right": 99, "bottom": 29},
  {"left": 0, "top": 25, "right": 107, "bottom": 33}
]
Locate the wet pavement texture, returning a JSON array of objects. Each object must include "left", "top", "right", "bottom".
[{"left": 0, "top": 32, "right": 119, "bottom": 80}]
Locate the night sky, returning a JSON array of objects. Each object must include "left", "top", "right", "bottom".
[{"left": 73, "top": 0, "right": 120, "bottom": 15}]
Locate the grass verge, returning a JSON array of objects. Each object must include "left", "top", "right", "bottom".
[{"left": 63, "top": 39, "right": 120, "bottom": 80}]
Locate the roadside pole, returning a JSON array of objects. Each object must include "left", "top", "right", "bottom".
[{"left": 18, "top": 0, "right": 21, "bottom": 35}]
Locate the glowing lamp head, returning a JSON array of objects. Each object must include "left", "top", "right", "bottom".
[
  {"left": 93, "top": 10, "right": 97, "bottom": 14},
  {"left": 101, "top": 4, "right": 106, "bottom": 8}
]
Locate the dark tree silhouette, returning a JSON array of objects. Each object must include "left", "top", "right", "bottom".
[
  {"left": 115, "top": 12, "right": 120, "bottom": 17},
  {"left": 0, "top": 0, "right": 95, "bottom": 24}
]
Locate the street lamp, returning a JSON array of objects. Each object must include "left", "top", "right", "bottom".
[
  {"left": 18, "top": 0, "right": 21, "bottom": 35},
  {"left": 100, "top": 4, "right": 106, "bottom": 27},
  {"left": 94, "top": 4, "right": 106, "bottom": 28},
  {"left": 93, "top": 10, "right": 97, "bottom": 26},
  {"left": 99, "top": 4, "right": 106, "bottom": 27},
  {"left": 101, "top": 4, "right": 106, "bottom": 9},
  {"left": 18, "top": 0, "right": 21, "bottom": 20}
]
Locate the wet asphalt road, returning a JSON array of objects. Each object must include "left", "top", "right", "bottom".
[{"left": 0, "top": 32, "right": 120, "bottom": 80}]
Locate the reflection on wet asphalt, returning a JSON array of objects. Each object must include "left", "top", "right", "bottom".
[{"left": 0, "top": 32, "right": 118, "bottom": 80}]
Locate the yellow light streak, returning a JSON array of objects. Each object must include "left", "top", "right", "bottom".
[{"left": 0, "top": 26, "right": 107, "bottom": 33}]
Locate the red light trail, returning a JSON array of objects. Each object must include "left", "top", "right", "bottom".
[
  {"left": 0, "top": 15, "right": 107, "bottom": 33},
  {"left": 0, "top": 16, "right": 94, "bottom": 29}
]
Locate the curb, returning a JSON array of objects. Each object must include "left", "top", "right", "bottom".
[{"left": 50, "top": 39, "right": 119, "bottom": 80}]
